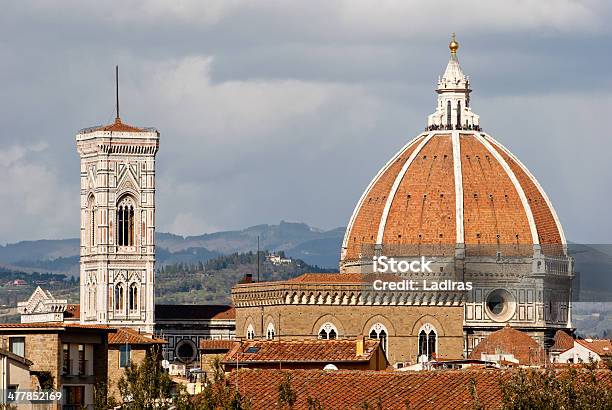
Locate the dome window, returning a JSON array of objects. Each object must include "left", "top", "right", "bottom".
[{"left": 485, "top": 289, "right": 516, "bottom": 322}]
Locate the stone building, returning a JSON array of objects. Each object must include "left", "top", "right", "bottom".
[
  {"left": 232, "top": 35, "right": 573, "bottom": 365},
  {"left": 155, "top": 304, "right": 235, "bottom": 365},
  {"left": 0, "top": 322, "right": 115, "bottom": 409},
  {"left": 107, "top": 327, "right": 166, "bottom": 399}
]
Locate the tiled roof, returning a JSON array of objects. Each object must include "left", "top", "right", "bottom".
[
  {"left": 63, "top": 304, "right": 80, "bottom": 320},
  {"left": 200, "top": 339, "right": 236, "bottom": 351},
  {"left": 576, "top": 339, "right": 612, "bottom": 357},
  {"left": 88, "top": 118, "right": 146, "bottom": 133},
  {"left": 551, "top": 330, "right": 575, "bottom": 352},
  {"left": 228, "top": 369, "right": 508, "bottom": 409},
  {"left": 108, "top": 327, "right": 166, "bottom": 345},
  {"left": 155, "top": 304, "right": 235, "bottom": 320},
  {"left": 0, "top": 322, "right": 115, "bottom": 331},
  {"left": 223, "top": 339, "right": 380, "bottom": 364},
  {"left": 288, "top": 273, "right": 364, "bottom": 284},
  {"left": 469, "top": 326, "right": 545, "bottom": 366}
]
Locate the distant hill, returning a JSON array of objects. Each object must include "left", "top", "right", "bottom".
[{"left": 0, "top": 221, "right": 345, "bottom": 275}]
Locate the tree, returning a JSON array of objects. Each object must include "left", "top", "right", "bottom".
[
  {"left": 468, "top": 377, "right": 483, "bottom": 410},
  {"left": 93, "top": 381, "right": 118, "bottom": 410},
  {"left": 307, "top": 397, "right": 324, "bottom": 410},
  {"left": 278, "top": 374, "right": 297, "bottom": 409},
  {"left": 117, "top": 347, "right": 174, "bottom": 409},
  {"left": 194, "top": 358, "right": 251, "bottom": 410},
  {"left": 500, "top": 366, "right": 612, "bottom": 410}
]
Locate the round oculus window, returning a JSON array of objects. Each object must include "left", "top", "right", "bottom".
[
  {"left": 175, "top": 339, "right": 197, "bottom": 364},
  {"left": 485, "top": 289, "right": 516, "bottom": 322}
]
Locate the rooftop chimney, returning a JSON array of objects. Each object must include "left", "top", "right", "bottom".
[{"left": 356, "top": 335, "right": 365, "bottom": 356}]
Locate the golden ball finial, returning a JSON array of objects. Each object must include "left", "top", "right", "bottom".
[{"left": 449, "top": 33, "right": 459, "bottom": 54}]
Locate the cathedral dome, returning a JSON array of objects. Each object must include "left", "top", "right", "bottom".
[{"left": 340, "top": 37, "right": 565, "bottom": 265}]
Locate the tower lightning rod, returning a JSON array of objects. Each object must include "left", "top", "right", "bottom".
[{"left": 115, "top": 65, "right": 120, "bottom": 120}]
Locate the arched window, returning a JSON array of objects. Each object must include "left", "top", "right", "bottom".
[
  {"left": 88, "top": 196, "right": 96, "bottom": 249},
  {"left": 129, "top": 283, "right": 138, "bottom": 311},
  {"left": 117, "top": 196, "right": 136, "bottom": 246},
  {"left": 456, "top": 101, "right": 461, "bottom": 128},
  {"left": 115, "top": 283, "right": 124, "bottom": 311},
  {"left": 266, "top": 322, "right": 275, "bottom": 340},
  {"left": 369, "top": 323, "right": 388, "bottom": 353},
  {"left": 246, "top": 324, "right": 255, "bottom": 340},
  {"left": 446, "top": 100, "right": 452, "bottom": 127},
  {"left": 318, "top": 322, "right": 338, "bottom": 340},
  {"left": 88, "top": 287, "right": 96, "bottom": 314},
  {"left": 418, "top": 323, "right": 437, "bottom": 361}
]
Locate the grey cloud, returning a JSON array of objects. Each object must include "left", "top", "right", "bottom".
[{"left": 0, "top": 0, "right": 610, "bottom": 244}]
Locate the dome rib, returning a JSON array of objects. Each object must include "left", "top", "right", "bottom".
[
  {"left": 451, "top": 131, "right": 464, "bottom": 244},
  {"left": 484, "top": 134, "right": 566, "bottom": 246},
  {"left": 376, "top": 133, "right": 434, "bottom": 244},
  {"left": 341, "top": 134, "right": 427, "bottom": 260},
  {"left": 475, "top": 133, "right": 539, "bottom": 245}
]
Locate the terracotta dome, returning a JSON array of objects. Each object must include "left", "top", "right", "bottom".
[
  {"left": 340, "top": 38, "right": 565, "bottom": 265},
  {"left": 468, "top": 325, "right": 545, "bottom": 366}
]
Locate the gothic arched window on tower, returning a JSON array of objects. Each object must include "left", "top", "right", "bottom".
[
  {"left": 129, "top": 283, "right": 138, "bottom": 311},
  {"left": 446, "top": 100, "right": 452, "bottom": 127},
  {"left": 417, "top": 324, "right": 437, "bottom": 361},
  {"left": 117, "top": 196, "right": 136, "bottom": 247},
  {"left": 88, "top": 196, "right": 96, "bottom": 249},
  {"left": 115, "top": 283, "right": 124, "bottom": 312}
]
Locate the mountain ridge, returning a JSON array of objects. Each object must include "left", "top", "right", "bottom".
[{"left": 0, "top": 221, "right": 345, "bottom": 274}]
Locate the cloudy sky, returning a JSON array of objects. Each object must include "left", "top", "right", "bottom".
[{"left": 1, "top": 0, "right": 611, "bottom": 244}]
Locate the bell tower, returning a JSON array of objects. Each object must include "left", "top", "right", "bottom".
[{"left": 76, "top": 68, "right": 159, "bottom": 333}]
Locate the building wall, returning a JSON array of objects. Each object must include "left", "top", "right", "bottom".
[
  {"left": 200, "top": 352, "right": 227, "bottom": 376},
  {"left": 0, "top": 331, "right": 109, "bottom": 410},
  {"left": 235, "top": 305, "right": 464, "bottom": 365},
  {"left": 557, "top": 343, "right": 601, "bottom": 364},
  {"left": 21, "top": 334, "right": 61, "bottom": 386},
  {"left": 107, "top": 346, "right": 147, "bottom": 400}
]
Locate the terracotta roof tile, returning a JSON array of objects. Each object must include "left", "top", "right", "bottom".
[
  {"left": 288, "top": 273, "right": 364, "bottom": 284},
  {"left": 551, "top": 330, "right": 575, "bottom": 352},
  {"left": 223, "top": 339, "right": 380, "bottom": 364},
  {"left": 227, "top": 368, "right": 509, "bottom": 409},
  {"left": 227, "top": 368, "right": 612, "bottom": 409},
  {"left": 200, "top": 339, "right": 236, "bottom": 351},
  {"left": 92, "top": 118, "right": 146, "bottom": 133},
  {"left": 63, "top": 304, "right": 80, "bottom": 320},
  {"left": 469, "top": 326, "right": 545, "bottom": 366},
  {"left": 108, "top": 327, "right": 166, "bottom": 345}
]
